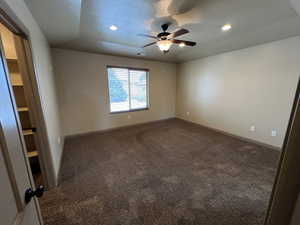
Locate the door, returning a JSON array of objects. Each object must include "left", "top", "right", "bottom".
[{"left": 0, "top": 38, "right": 42, "bottom": 224}]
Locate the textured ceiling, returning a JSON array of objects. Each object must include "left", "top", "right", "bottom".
[
  {"left": 291, "top": 0, "right": 300, "bottom": 15},
  {"left": 25, "top": 0, "right": 300, "bottom": 63}
]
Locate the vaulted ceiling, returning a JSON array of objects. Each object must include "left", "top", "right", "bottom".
[{"left": 24, "top": 0, "right": 300, "bottom": 63}]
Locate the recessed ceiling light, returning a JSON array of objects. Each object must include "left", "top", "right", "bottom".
[
  {"left": 222, "top": 24, "right": 232, "bottom": 31},
  {"left": 179, "top": 42, "right": 186, "bottom": 48},
  {"left": 109, "top": 25, "right": 118, "bottom": 31}
]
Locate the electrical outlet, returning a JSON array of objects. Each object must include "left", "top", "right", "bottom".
[
  {"left": 250, "top": 125, "right": 256, "bottom": 132},
  {"left": 186, "top": 112, "right": 190, "bottom": 116},
  {"left": 271, "top": 130, "right": 277, "bottom": 137}
]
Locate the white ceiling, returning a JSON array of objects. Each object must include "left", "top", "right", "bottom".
[
  {"left": 24, "top": 0, "right": 300, "bottom": 63},
  {"left": 291, "top": 0, "right": 300, "bottom": 15}
]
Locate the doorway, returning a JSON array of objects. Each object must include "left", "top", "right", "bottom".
[
  {"left": 0, "top": 20, "right": 49, "bottom": 188},
  {"left": 0, "top": 26, "right": 43, "bottom": 225}
]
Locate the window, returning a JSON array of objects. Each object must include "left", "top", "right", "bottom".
[{"left": 107, "top": 66, "right": 149, "bottom": 113}]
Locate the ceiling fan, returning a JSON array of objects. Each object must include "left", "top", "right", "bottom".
[{"left": 139, "top": 23, "right": 196, "bottom": 53}]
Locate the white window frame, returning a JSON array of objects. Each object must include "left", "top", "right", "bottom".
[{"left": 107, "top": 66, "right": 150, "bottom": 114}]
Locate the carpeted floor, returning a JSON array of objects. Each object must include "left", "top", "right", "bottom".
[{"left": 40, "top": 118, "right": 280, "bottom": 225}]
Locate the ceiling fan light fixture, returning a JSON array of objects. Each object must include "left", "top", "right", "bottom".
[
  {"left": 157, "top": 40, "right": 172, "bottom": 52},
  {"left": 179, "top": 42, "right": 186, "bottom": 47},
  {"left": 141, "top": 23, "right": 195, "bottom": 53}
]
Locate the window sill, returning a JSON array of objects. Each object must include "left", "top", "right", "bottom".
[{"left": 110, "top": 108, "right": 149, "bottom": 114}]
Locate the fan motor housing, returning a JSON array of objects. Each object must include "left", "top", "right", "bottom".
[{"left": 157, "top": 32, "right": 170, "bottom": 39}]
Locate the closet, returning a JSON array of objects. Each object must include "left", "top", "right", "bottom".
[{"left": 0, "top": 23, "right": 44, "bottom": 186}]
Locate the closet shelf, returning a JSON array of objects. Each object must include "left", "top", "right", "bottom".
[
  {"left": 27, "top": 151, "right": 38, "bottom": 158},
  {"left": 6, "top": 58, "right": 18, "bottom": 63},
  {"left": 22, "top": 129, "right": 35, "bottom": 136},
  {"left": 12, "top": 83, "right": 23, "bottom": 87},
  {"left": 18, "top": 107, "right": 29, "bottom": 112}
]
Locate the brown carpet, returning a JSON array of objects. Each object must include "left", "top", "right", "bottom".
[{"left": 40, "top": 118, "right": 280, "bottom": 225}]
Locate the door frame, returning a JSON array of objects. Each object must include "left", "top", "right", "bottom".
[
  {"left": 0, "top": 3, "right": 56, "bottom": 188},
  {"left": 0, "top": 37, "right": 43, "bottom": 225},
  {"left": 264, "top": 77, "right": 300, "bottom": 225}
]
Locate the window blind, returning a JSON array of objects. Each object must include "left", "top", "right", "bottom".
[{"left": 107, "top": 67, "right": 148, "bottom": 113}]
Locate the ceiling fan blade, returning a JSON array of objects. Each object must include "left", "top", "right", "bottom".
[
  {"left": 168, "top": 28, "right": 189, "bottom": 39},
  {"left": 172, "top": 39, "right": 196, "bottom": 46},
  {"left": 138, "top": 34, "right": 158, "bottom": 39},
  {"left": 143, "top": 42, "right": 157, "bottom": 48}
]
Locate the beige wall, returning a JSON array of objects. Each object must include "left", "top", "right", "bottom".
[
  {"left": 1, "top": 0, "right": 64, "bottom": 183},
  {"left": 177, "top": 36, "right": 300, "bottom": 148},
  {"left": 52, "top": 48, "right": 177, "bottom": 136}
]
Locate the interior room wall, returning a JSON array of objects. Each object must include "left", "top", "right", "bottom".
[
  {"left": 1, "top": 0, "right": 64, "bottom": 184},
  {"left": 52, "top": 48, "right": 177, "bottom": 136},
  {"left": 176, "top": 36, "right": 300, "bottom": 148}
]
